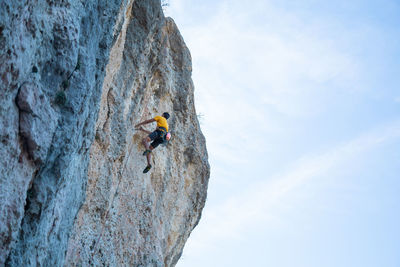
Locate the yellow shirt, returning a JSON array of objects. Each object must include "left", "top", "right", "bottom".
[{"left": 154, "top": 116, "right": 168, "bottom": 132}]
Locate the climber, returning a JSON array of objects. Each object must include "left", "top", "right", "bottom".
[{"left": 135, "top": 112, "right": 171, "bottom": 173}]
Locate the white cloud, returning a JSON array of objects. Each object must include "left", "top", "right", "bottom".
[
  {"left": 182, "top": 1, "right": 361, "bottom": 119},
  {"left": 180, "top": 120, "right": 400, "bottom": 259},
  {"left": 170, "top": 1, "right": 400, "bottom": 266},
  {"left": 177, "top": 0, "right": 367, "bottom": 187}
]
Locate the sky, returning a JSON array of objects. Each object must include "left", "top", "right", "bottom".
[{"left": 165, "top": 1, "right": 400, "bottom": 266}]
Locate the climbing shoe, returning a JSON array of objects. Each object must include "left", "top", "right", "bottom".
[
  {"left": 143, "top": 149, "right": 151, "bottom": 156},
  {"left": 143, "top": 165, "right": 152, "bottom": 173}
]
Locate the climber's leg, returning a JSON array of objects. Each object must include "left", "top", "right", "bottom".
[
  {"left": 145, "top": 145, "right": 153, "bottom": 165},
  {"left": 142, "top": 131, "right": 162, "bottom": 173},
  {"left": 142, "top": 136, "right": 151, "bottom": 151}
]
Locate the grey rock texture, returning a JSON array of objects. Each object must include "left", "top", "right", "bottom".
[
  {"left": 16, "top": 82, "right": 59, "bottom": 164},
  {"left": 0, "top": 0, "right": 209, "bottom": 266}
]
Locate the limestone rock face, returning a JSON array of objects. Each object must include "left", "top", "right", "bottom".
[
  {"left": 16, "top": 82, "right": 59, "bottom": 164},
  {"left": 0, "top": 0, "right": 209, "bottom": 266}
]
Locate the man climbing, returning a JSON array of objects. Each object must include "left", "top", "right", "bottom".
[{"left": 135, "top": 112, "right": 171, "bottom": 173}]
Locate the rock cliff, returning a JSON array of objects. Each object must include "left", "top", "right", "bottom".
[{"left": 0, "top": 0, "right": 209, "bottom": 266}]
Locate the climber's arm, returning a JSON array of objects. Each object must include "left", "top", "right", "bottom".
[
  {"left": 137, "top": 126, "right": 151, "bottom": 134},
  {"left": 135, "top": 118, "right": 155, "bottom": 128}
]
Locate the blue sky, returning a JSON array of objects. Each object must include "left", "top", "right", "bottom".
[{"left": 165, "top": 1, "right": 400, "bottom": 266}]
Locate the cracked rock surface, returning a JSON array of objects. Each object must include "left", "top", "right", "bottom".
[{"left": 0, "top": 0, "right": 209, "bottom": 266}]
